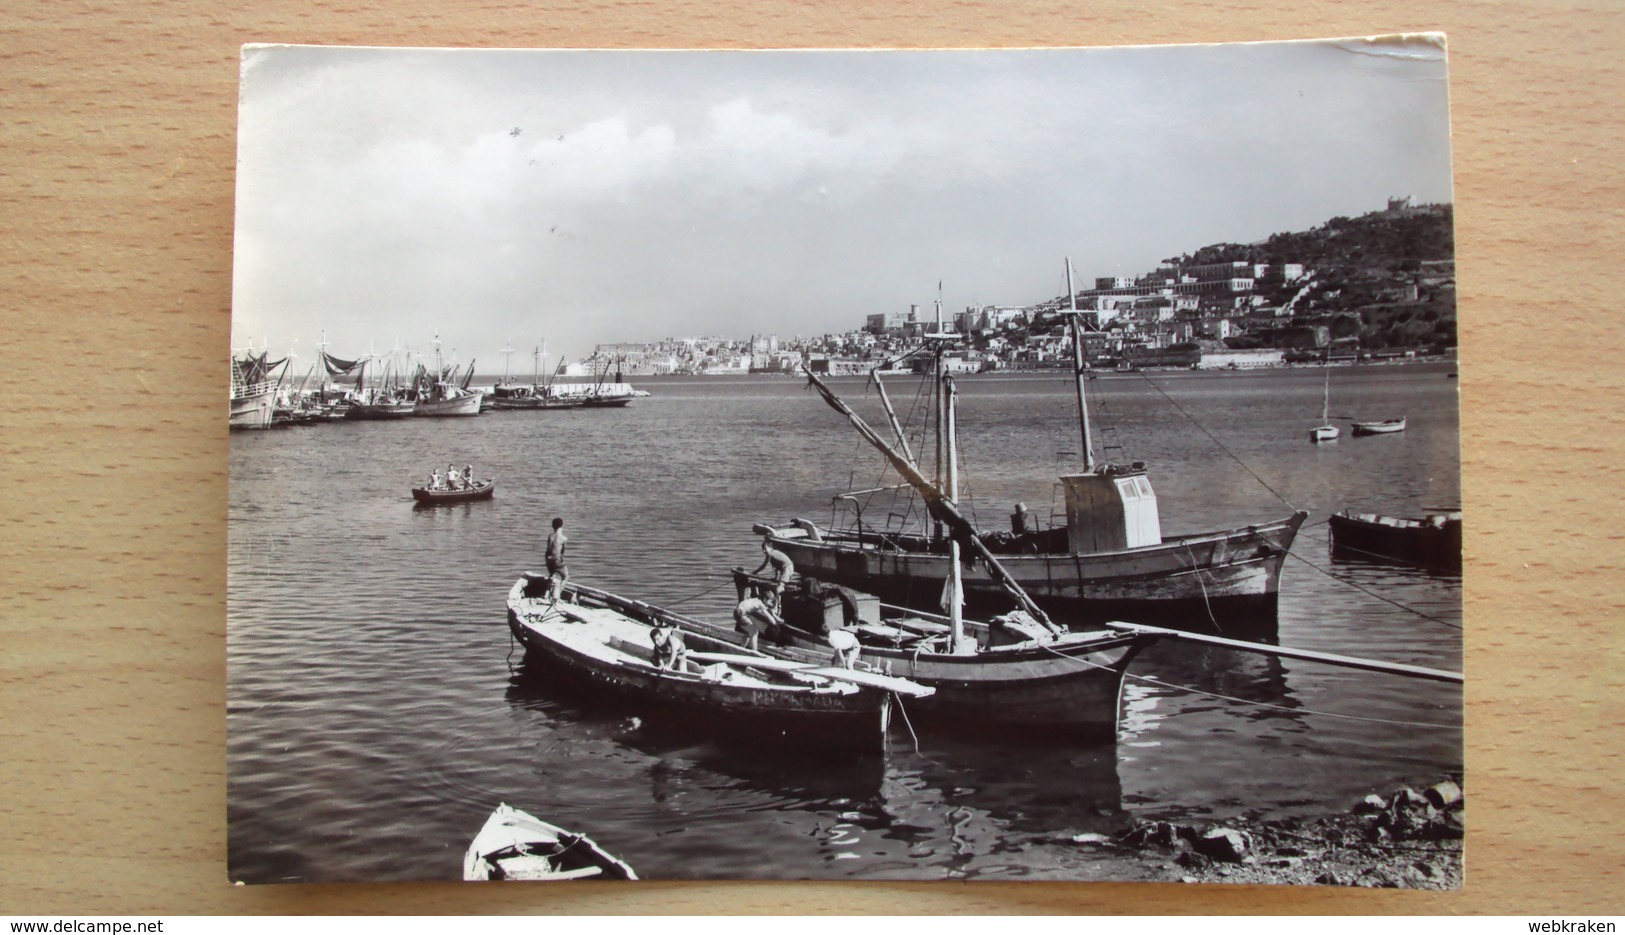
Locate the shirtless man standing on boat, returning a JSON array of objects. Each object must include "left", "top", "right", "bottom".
[
  {"left": 752, "top": 539, "right": 794, "bottom": 612},
  {"left": 544, "top": 517, "right": 569, "bottom": 602}
]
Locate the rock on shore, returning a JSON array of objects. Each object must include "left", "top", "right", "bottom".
[{"left": 1073, "top": 775, "right": 1464, "bottom": 889}]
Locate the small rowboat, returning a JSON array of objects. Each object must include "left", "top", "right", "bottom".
[
  {"left": 1309, "top": 423, "right": 1341, "bottom": 443},
  {"left": 1329, "top": 509, "right": 1461, "bottom": 572},
  {"left": 505, "top": 577, "right": 932, "bottom": 753},
  {"left": 1351, "top": 417, "right": 1407, "bottom": 436},
  {"left": 463, "top": 804, "right": 637, "bottom": 881},
  {"left": 412, "top": 479, "right": 494, "bottom": 504}
]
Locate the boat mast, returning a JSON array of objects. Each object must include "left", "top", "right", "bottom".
[
  {"left": 1066, "top": 258, "right": 1096, "bottom": 471},
  {"left": 801, "top": 365, "right": 1063, "bottom": 635},
  {"left": 501, "top": 342, "right": 514, "bottom": 385},
  {"left": 869, "top": 370, "right": 917, "bottom": 467},
  {"left": 944, "top": 375, "right": 965, "bottom": 651}
]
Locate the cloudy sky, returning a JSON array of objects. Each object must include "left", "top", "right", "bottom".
[{"left": 231, "top": 38, "right": 1453, "bottom": 369}]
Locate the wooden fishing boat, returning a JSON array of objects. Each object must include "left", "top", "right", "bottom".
[
  {"left": 463, "top": 803, "right": 637, "bottom": 881},
  {"left": 412, "top": 479, "right": 494, "bottom": 504},
  {"left": 738, "top": 572, "right": 1156, "bottom": 738},
  {"left": 505, "top": 577, "right": 932, "bottom": 753},
  {"left": 1328, "top": 509, "right": 1462, "bottom": 572},
  {"left": 410, "top": 340, "right": 484, "bottom": 416},
  {"left": 344, "top": 392, "right": 414, "bottom": 419},
  {"left": 759, "top": 262, "right": 1304, "bottom": 628},
  {"left": 229, "top": 350, "right": 284, "bottom": 430},
  {"left": 1351, "top": 417, "right": 1407, "bottom": 436},
  {"left": 489, "top": 384, "right": 584, "bottom": 410},
  {"left": 411, "top": 385, "right": 483, "bottom": 417}
]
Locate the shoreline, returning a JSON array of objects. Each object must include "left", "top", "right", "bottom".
[{"left": 1070, "top": 774, "right": 1465, "bottom": 889}]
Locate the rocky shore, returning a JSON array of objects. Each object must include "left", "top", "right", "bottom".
[{"left": 1067, "top": 775, "right": 1464, "bottom": 889}]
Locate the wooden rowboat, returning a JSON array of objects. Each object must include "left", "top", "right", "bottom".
[
  {"left": 1328, "top": 509, "right": 1461, "bottom": 572},
  {"left": 505, "top": 577, "right": 932, "bottom": 754},
  {"left": 734, "top": 572, "right": 1158, "bottom": 739},
  {"left": 463, "top": 804, "right": 637, "bottom": 881},
  {"left": 1351, "top": 417, "right": 1407, "bottom": 435},
  {"left": 412, "top": 479, "right": 494, "bottom": 504}
]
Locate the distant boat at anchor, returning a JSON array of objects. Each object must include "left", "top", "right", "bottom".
[{"left": 1351, "top": 417, "right": 1407, "bottom": 436}]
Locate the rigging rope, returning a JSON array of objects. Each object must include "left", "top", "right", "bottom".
[
  {"left": 1133, "top": 371, "right": 1300, "bottom": 513},
  {"left": 1028, "top": 638, "right": 1457, "bottom": 730},
  {"left": 1124, "top": 672, "right": 1460, "bottom": 731}
]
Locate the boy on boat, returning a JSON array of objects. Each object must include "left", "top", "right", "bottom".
[
  {"left": 752, "top": 539, "right": 794, "bottom": 612},
  {"left": 544, "top": 517, "right": 569, "bottom": 602},
  {"left": 733, "top": 589, "right": 780, "bottom": 652}
]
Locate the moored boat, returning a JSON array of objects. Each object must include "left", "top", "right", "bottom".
[
  {"left": 1310, "top": 352, "right": 1340, "bottom": 442},
  {"left": 410, "top": 386, "right": 483, "bottom": 416},
  {"left": 412, "top": 479, "right": 495, "bottom": 504},
  {"left": 463, "top": 804, "right": 637, "bottom": 881},
  {"left": 1328, "top": 509, "right": 1461, "bottom": 572},
  {"left": 1351, "top": 417, "right": 1407, "bottom": 436},
  {"left": 739, "top": 572, "right": 1156, "bottom": 738},
  {"left": 759, "top": 262, "right": 1304, "bottom": 629},
  {"left": 505, "top": 576, "right": 932, "bottom": 753},
  {"left": 229, "top": 350, "right": 285, "bottom": 430}
]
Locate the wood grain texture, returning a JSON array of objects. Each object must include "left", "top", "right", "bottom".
[{"left": 1, "top": 0, "right": 1620, "bottom": 915}]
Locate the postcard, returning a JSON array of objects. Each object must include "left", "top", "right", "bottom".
[{"left": 228, "top": 38, "right": 1461, "bottom": 885}]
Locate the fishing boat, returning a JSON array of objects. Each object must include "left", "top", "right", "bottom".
[
  {"left": 410, "top": 338, "right": 484, "bottom": 417},
  {"left": 1328, "top": 509, "right": 1462, "bottom": 572},
  {"left": 1310, "top": 353, "right": 1340, "bottom": 443},
  {"left": 738, "top": 362, "right": 1157, "bottom": 736},
  {"left": 340, "top": 356, "right": 415, "bottom": 419},
  {"left": 229, "top": 349, "right": 285, "bottom": 430},
  {"left": 463, "top": 804, "right": 637, "bottom": 881},
  {"left": 412, "top": 478, "right": 495, "bottom": 504},
  {"left": 489, "top": 342, "right": 586, "bottom": 410},
  {"left": 505, "top": 576, "right": 933, "bottom": 753},
  {"left": 1351, "top": 417, "right": 1407, "bottom": 436},
  {"left": 757, "top": 262, "right": 1305, "bottom": 628}
]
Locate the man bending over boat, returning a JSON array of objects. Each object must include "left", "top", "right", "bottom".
[
  {"left": 733, "top": 590, "right": 780, "bottom": 652},
  {"left": 544, "top": 517, "right": 569, "bottom": 602},
  {"left": 752, "top": 539, "right": 794, "bottom": 612}
]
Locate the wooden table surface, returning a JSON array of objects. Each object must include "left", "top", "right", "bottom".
[{"left": 2, "top": 0, "right": 1621, "bottom": 915}]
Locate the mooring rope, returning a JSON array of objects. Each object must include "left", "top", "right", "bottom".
[
  {"left": 1124, "top": 671, "right": 1460, "bottom": 731},
  {"left": 1134, "top": 371, "right": 1300, "bottom": 513}
]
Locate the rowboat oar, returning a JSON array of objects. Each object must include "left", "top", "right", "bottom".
[{"left": 1104, "top": 623, "right": 1462, "bottom": 684}]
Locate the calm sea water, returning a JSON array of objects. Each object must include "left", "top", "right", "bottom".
[{"left": 227, "top": 364, "right": 1462, "bottom": 884}]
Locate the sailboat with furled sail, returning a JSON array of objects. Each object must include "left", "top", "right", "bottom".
[
  {"left": 744, "top": 360, "right": 1158, "bottom": 737},
  {"left": 755, "top": 260, "right": 1306, "bottom": 629}
]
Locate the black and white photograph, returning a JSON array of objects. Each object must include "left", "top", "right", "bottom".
[{"left": 227, "top": 38, "right": 1463, "bottom": 886}]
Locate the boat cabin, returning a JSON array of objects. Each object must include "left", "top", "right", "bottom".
[{"left": 1060, "top": 463, "right": 1163, "bottom": 554}]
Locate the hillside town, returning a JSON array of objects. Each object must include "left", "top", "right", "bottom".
[{"left": 565, "top": 199, "right": 1456, "bottom": 377}]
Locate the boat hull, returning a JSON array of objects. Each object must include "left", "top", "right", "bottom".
[
  {"left": 345, "top": 400, "right": 414, "bottom": 419},
  {"left": 229, "top": 388, "right": 276, "bottom": 430},
  {"left": 412, "top": 392, "right": 483, "bottom": 417},
  {"left": 1351, "top": 418, "right": 1406, "bottom": 436},
  {"left": 772, "top": 626, "right": 1148, "bottom": 738},
  {"left": 412, "top": 481, "right": 494, "bottom": 504},
  {"left": 506, "top": 580, "right": 891, "bottom": 753},
  {"left": 1328, "top": 511, "right": 1461, "bottom": 572},
  {"left": 760, "top": 512, "right": 1305, "bottom": 630},
  {"left": 464, "top": 804, "right": 637, "bottom": 881}
]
